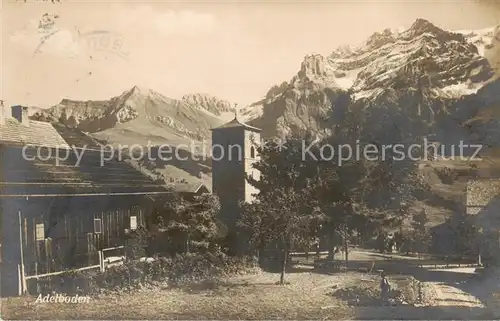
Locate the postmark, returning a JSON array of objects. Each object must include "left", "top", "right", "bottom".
[
  {"left": 32, "top": 12, "right": 130, "bottom": 60},
  {"left": 78, "top": 30, "right": 130, "bottom": 60},
  {"left": 34, "top": 28, "right": 130, "bottom": 60}
]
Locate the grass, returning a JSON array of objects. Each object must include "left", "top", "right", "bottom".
[
  {"left": 3, "top": 250, "right": 500, "bottom": 320},
  {"left": 2, "top": 271, "right": 355, "bottom": 320},
  {"left": 0, "top": 268, "right": 427, "bottom": 320}
]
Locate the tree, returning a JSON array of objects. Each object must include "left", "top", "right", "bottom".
[
  {"left": 158, "top": 194, "right": 221, "bottom": 254},
  {"left": 321, "top": 91, "right": 431, "bottom": 256},
  {"left": 453, "top": 214, "right": 479, "bottom": 258},
  {"left": 309, "top": 133, "right": 428, "bottom": 264},
  {"left": 409, "top": 210, "right": 431, "bottom": 259},
  {"left": 240, "top": 81, "right": 432, "bottom": 270},
  {"left": 240, "top": 185, "right": 323, "bottom": 285},
  {"left": 393, "top": 230, "right": 405, "bottom": 252},
  {"left": 239, "top": 137, "right": 325, "bottom": 285}
]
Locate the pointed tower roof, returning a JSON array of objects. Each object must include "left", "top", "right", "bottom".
[{"left": 211, "top": 104, "right": 261, "bottom": 132}]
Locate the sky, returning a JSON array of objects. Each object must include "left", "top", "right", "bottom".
[{"left": 1, "top": 0, "right": 500, "bottom": 108}]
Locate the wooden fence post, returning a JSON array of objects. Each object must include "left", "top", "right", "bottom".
[
  {"left": 18, "top": 211, "right": 27, "bottom": 295},
  {"left": 99, "top": 250, "right": 104, "bottom": 273},
  {"left": 35, "top": 262, "right": 40, "bottom": 294}
]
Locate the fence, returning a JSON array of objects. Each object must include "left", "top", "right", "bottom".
[
  {"left": 23, "top": 245, "right": 126, "bottom": 295},
  {"left": 16, "top": 205, "right": 143, "bottom": 295}
]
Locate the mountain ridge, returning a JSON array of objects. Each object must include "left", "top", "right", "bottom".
[
  {"left": 245, "top": 19, "right": 499, "bottom": 139},
  {"left": 31, "top": 86, "right": 236, "bottom": 144},
  {"left": 23, "top": 18, "right": 500, "bottom": 227}
]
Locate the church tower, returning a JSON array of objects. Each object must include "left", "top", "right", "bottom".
[{"left": 211, "top": 110, "right": 261, "bottom": 250}]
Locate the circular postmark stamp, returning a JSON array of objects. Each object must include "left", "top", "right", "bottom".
[
  {"left": 78, "top": 30, "right": 130, "bottom": 60},
  {"left": 32, "top": 13, "right": 130, "bottom": 61}
]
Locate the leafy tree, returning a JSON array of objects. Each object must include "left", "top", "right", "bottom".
[
  {"left": 239, "top": 137, "right": 325, "bottom": 284},
  {"left": 393, "top": 230, "right": 405, "bottom": 252},
  {"left": 240, "top": 79, "right": 432, "bottom": 270},
  {"left": 409, "top": 210, "right": 431, "bottom": 258},
  {"left": 158, "top": 194, "right": 221, "bottom": 254},
  {"left": 240, "top": 185, "right": 324, "bottom": 285},
  {"left": 453, "top": 215, "right": 479, "bottom": 257},
  {"left": 311, "top": 133, "right": 427, "bottom": 263},
  {"left": 322, "top": 92, "right": 430, "bottom": 252},
  {"left": 126, "top": 225, "right": 150, "bottom": 259}
]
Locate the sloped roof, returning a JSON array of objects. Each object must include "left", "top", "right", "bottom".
[
  {"left": 2, "top": 146, "right": 167, "bottom": 196},
  {"left": 212, "top": 117, "right": 261, "bottom": 132},
  {"left": 1, "top": 124, "right": 167, "bottom": 196},
  {"left": 466, "top": 179, "right": 500, "bottom": 232},
  {"left": 0, "top": 118, "right": 69, "bottom": 148},
  {"left": 0, "top": 121, "right": 210, "bottom": 197},
  {"left": 165, "top": 182, "right": 209, "bottom": 194},
  {"left": 466, "top": 179, "right": 500, "bottom": 215},
  {"left": 51, "top": 123, "right": 105, "bottom": 149}
]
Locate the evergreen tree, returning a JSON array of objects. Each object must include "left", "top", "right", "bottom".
[
  {"left": 410, "top": 210, "right": 431, "bottom": 258},
  {"left": 159, "top": 194, "right": 221, "bottom": 254}
]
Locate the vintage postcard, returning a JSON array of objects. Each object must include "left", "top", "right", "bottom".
[{"left": 1, "top": 0, "right": 500, "bottom": 319}]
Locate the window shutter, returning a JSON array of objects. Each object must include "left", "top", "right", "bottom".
[
  {"left": 35, "top": 223, "right": 45, "bottom": 241},
  {"left": 94, "top": 218, "right": 102, "bottom": 234},
  {"left": 130, "top": 216, "right": 137, "bottom": 230}
]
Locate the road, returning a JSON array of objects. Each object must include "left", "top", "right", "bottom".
[{"left": 427, "top": 281, "right": 484, "bottom": 307}]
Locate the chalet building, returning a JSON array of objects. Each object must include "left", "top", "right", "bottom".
[
  {"left": 211, "top": 113, "right": 261, "bottom": 254},
  {"left": 0, "top": 105, "right": 191, "bottom": 297},
  {"left": 168, "top": 182, "right": 210, "bottom": 199},
  {"left": 427, "top": 161, "right": 500, "bottom": 255},
  {"left": 466, "top": 178, "right": 500, "bottom": 265}
]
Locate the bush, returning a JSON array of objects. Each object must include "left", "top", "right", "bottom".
[{"left": 35, "top": 252, "right": 258, "bottom": 296}]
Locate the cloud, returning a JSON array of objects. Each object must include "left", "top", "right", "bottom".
[{"left": 113, "top": 5, "right": 216, "bottom": 36}]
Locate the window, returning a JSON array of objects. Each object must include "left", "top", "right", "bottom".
[
  {"left": 94, "top": 218, "right": 102, "bottom": 234},
  {"left": 35, "top": 223, "right": 45, "bottom": 241},
  {"left": 130, "top": 216, "right": 137, "bottom": 230},
  {"left": 250, "top": 146, "right": 256, "bottom": 158}
]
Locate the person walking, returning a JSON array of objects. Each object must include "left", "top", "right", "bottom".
[{"left": 380, "top": 271, "right": 391, "bottom": 304}]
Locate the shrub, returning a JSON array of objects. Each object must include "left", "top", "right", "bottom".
[{"left": 35, "top": 252, "right": 258, "bottom": 296}]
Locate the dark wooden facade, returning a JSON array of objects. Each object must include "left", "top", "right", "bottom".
[{"left": 1, "top": 139, "right": 167, "bottom": 297}]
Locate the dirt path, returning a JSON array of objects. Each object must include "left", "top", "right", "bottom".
[{"left": 427, "top": 281, "right": 484, "bottom": 308}]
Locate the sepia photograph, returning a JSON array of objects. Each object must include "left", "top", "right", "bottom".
[{"left": 1, "top": 0, "right": 500, "bottom": 319}]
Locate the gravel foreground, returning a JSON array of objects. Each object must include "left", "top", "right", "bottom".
[{"left": 2, "top": 270, "right": 498, "bottom": 320}]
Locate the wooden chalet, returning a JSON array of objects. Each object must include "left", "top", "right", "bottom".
[
  {"left": 466, "top": 178, "right": 500, "bottom": 265},
  {"left": 0, "top": 105, "right": 173, "bottom": 296}
]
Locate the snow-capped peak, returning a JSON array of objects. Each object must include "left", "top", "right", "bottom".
[{"left": 454, "top": 25, "right": 499, "bottom": 57}]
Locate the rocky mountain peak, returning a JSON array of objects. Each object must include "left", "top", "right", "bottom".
[
  {"left": 244, "top": 20, "right": 498, "bottom": 140},
  {"left": 405, "top": 18, "right": 465, "bottom": 42},
  {"left": 366, "top": 28, "right": 396, "bottom": 49},
  {"left": 410, "top": 18, "right": 438, "bottom": 33},
  {"left": 181, "top": 93, "right": 235, "bottom": 116},
  {"left": 124, "top": 85, "right": 151, "bottom": 99},
  {"left": 297, "top": 54, "right": 330, "bottom": 79},
  {"left": 330, "top": 45, "right": 355, "bottom": 59}
]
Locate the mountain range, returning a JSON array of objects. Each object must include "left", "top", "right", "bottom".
[
  {"left": 29, "top": 19, "right": 500, "bottom": 222},
  {"left": 32, "top": 86, "right": 235, "bottom": 147},
  {"left": 31, "top": 19, "right": 500, "bottom": 145}
]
